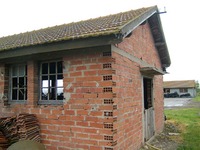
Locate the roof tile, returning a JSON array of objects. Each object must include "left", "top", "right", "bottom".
[
  {"left": 0, "top": 6, "right": 154, "bottom": 51},
  {"left": 163, "top": 80, "right": 196, "bottom": 88}
]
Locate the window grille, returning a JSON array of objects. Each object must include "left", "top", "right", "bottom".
[
  {"left": 39, "top": 60, "right": 63, "bottom": 104},
  {"left": 103, "top": 52, "right": 111, "bottom": 57},
  {"left": 10, "top": 64, "right": 27, "bottom": 101}
]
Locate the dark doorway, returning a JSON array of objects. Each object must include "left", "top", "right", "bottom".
[
  {"left": 143, "top": 78, "right": 153, "bottom": 109},
  {"left": 143, "top": 78, "right": 154, "bottom": 141}
]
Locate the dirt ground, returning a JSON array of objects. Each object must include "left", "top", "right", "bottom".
[
  {"left": 140, "top": 99, "right": 200, "bottom": 150},
  {"left": 142, "top": 121, "right": 181, "bottom": 150}
]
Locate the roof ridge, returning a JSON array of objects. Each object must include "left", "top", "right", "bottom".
[{"left": 164, "top": 80, "right": 195, "bottom": 82}]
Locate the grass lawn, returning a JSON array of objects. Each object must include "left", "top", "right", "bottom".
[
  {"left": 194, "top": 95, "right": 200, "bottom": 102},
  {"left": 165, "top": 107, "right": 200, "bottom": 150}
]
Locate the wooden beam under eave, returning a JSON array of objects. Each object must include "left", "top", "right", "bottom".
[
  {"left": 155, "top": 42, "right": 165, "bottom": 46},
  {"left": 0, "top": 34, "right": 121, "bottom": 60}
]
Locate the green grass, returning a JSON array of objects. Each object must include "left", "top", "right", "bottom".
[
  {"left": 194, "top": 95, "right": 200, "bottom": 102},
  {"left": 165, "top": 108, "right": 200, "bottom": 150}
]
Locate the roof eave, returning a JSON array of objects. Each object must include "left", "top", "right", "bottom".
[
  {"left": 148, "top": 10, "right": 171, "bottom": 68},
  {"left": 0, "top": 34, "right": 121, "bottom": 61},
  {"left": 119, "top": 6, "right": 158, "bottom": 38},
  {"left": 164, "top": 86, "right": 196, "bottom": 89},
  {"left": 117, "top": 6, "right": 171, "bottom": 69},
  {"left": 0, "top": 6, "right": 171, "bottom": 67}
]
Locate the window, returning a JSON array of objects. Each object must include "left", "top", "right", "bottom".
[
  {"left": 39, "top": 61, "right": 63, "bottom": 104},
  {"left": 179, "top": 88, "right": 188, "bottom": 93},
  {"left": 164, "top": 88, "right": 170, "bottom": 93},
  {"left": 10, "top": 64, "right": 27, "bottom": 101}
]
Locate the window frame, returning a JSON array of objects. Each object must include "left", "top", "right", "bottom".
[
  {"left": 9, "top": 64, "right": 27, "bottom": 104},
  {"left": 179, "top": 88, "right": 188, "bottom": 93},
  {"left": 164, "top": 88, "right": 170, "bottom": 93},
  {"left": 38, "top": 60, "right": 64, "bottom": 105}
]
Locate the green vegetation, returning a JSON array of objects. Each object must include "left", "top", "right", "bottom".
[
  {"left": 195, "top": 80, "right": 200, "bottom": 102},
  {"left": 194, "top": 95, "right": 200, "bottom": 102},
  {"left": 194, "top": 88, "right": 200, "bottom": 101},
  {"left": 165, "top": 108, "right": 200, "bottom": 150}
]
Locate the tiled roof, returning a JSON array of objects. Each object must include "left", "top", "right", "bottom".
[
  {"left": 163, "top": 80, "right": 196, "bottom": 88},
  {"left": 0, "top": 6, "right": 155, "bottom": 51}
]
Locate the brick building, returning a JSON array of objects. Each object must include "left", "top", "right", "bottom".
[{"left": 0, "top": 6, "right": 171, "bottom": 150}]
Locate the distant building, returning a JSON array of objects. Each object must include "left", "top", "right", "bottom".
[{"left": 163, "top": 80, "right": 196, "bottom": 97}]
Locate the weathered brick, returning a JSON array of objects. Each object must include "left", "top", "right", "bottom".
[
  {"left": 84, "top": 70, "right": 97, "bottom": 76},
  {"left": 77, "top": 110, "right": 88, "bottom": 115},
  {"left": 90, "top": 146, "right": 102, "bottom": 150},
  {"left": 52, "top": 109, "right": 63, "bottom": 115},
  {"left": 64, "top": 110, "right": 75, "bottom": 115},
  {"left": 89, "top": 64, "right": 102, "bottom": 69},
  {"left": 76, "top": 76, "right": 102, "bottom": 82},
  {"left": 76, "top": 66, "right": 87, "bottom": 71},
  {"left": 58, "top": 125, "right": 70, "bottom": 131},
  {"left": 83, "top": 81, "right": 97, "bottom": 87},
  {"left": 90, "top": 111, "right": 103, "bottom": 117},
  {"left": 70, "top": 71, "right": 82, "bottom": 77},
  {"left": 90, "top": 122, "right": 103, "bottom": 128},
  {"left": 86, "top": 116, "right": 99, "bottom": 122},
  {"left": 76, "top": 121, "right": 89, "bottom": 127},
  {"left": 41, "top": 109, "right": 51, "bottom": 114},
  {"left": 84, "top": 93, "right": 98, "bottom": 99},
  {"left": 47, "top": 114, "right": 58, "bottom": 120},
  {"left": 71, "top": 115, "right": 84, "bottom": 121},
  {"left": 89, "top": 134, "right": 103, "bottom": 140}
]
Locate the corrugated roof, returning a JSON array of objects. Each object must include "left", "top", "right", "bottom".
[
  {"left": 0, "top": 6, "right": 154, "bottom": 51},
  {"left": 163, "top": 80, "right": 196, "bottom": 88}
]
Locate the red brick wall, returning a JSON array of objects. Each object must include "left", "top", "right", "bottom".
[
  {"left": 0, "top": 47, "right": 119, "bottom": 150},
  {"left": 112, "top": 22, "right": 164, "bottom": 149},
  {"left": 117, "top": 23, "right": 162, "bottom": 69},
  {"left": 153, "top": 75, "right": 164, "bottom": 133},
  {"left": 59, "top": 48, "right": 117, "bottom": 150},
  {"left": 0, "top": 22, "right": 164, "bottom": 150},
  {"left": 111, "top": 51, "right": 143, "bottom": 150}
]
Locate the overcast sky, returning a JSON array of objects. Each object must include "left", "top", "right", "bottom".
[{"left": 0, "top": 0, "right": 199, "bottom": 82}]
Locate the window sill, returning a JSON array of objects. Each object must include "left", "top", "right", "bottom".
[
  {"left": 38, "top": 100, "right": 63, "bottom": 105},
  {"left": 8, "top": 100, "right": 27, "bottom": 105}
]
